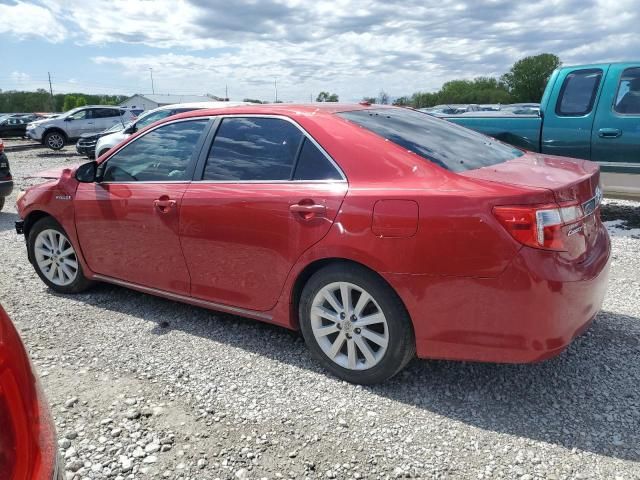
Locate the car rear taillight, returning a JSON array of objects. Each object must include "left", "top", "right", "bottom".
[
  {"left": 0, "top": 306, "right": 58, "bottom": 480},
  {"left": 0, "top": 140, "right": 4, "bottom": 153},
  {"left": 493, "top": 202, "right": 585, "bottom": 251}
]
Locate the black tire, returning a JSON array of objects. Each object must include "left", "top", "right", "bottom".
[
  {"left": 27, "top": 216, "right": 93, "bottom": 293},
  {"left": 299, "top": 263, "right": 415, "bottom": 384},
  {"left": 0, "top": 197, "right": 4, "bottom": 212},
  {"left": 43, "top": 130, "right": 66, "bottom": 150},
  {"left": 97, "top": 149, "right": 110, "bottom": 158}
]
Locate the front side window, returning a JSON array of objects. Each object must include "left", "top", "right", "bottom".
[
  {"left": 556, "top": 69, "right": 602, "bottom": 116},
  {"left": 68, "top": 109, "right": 90, "bottom": 120},
  {"left": 203, "top": 117, "right": 304, "bottom": 181},
  {"left": 338, "top": 108, "right": 524, "bottom": 172},
  {"left": 102, "top": 119, "right": 208, "bottom": 182},
  {"left": 614, "top": 67, "right": 640, "bottom": 114}
]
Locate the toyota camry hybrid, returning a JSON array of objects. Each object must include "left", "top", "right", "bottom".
[{"left": 15, "top": 104, "right": 610, "bottom": 384}]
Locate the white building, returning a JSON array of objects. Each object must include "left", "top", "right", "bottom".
[{"left": 119, "top": 94, "right": 221, "bottom": 111}]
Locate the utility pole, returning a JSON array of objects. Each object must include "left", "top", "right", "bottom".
[
  {"left": 225, "top": 84, "right": 228, "bottom": 101},
  {"left": 274, "top": 79, "right": 278, "bottom": 103},
  {"left": 47, "top": 72, "right": 55, "bottom": 112},
  {"left": 149, "top": 68, "right": 155, "bottom": 94}
]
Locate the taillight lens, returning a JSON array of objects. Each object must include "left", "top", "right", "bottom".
[
  {"left": 493, "top": 203, "right": 583, "bottom": 251},
  {"left": 0, "top": 306, "right": 58, "bottom": 480},
  {"left": 0, "top": 140, "right": 4, "bottom": 153}
]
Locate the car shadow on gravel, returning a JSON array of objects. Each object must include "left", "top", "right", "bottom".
[
  {"left": 70, "top": 284, "right": 639, "bottom": 462},
  {"left": 0, "top": 211, "right": 19, "bottom": 232}
]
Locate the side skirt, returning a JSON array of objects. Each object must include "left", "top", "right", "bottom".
[{"left": 92, "top": 274, "right": 275, "bottom": 323}]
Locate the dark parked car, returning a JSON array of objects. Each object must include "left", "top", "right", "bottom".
[
  {"left": 76, "top": 122, "right": 128, "bottom": 158},
  {"left": 0, "top": 139, "right": 13, "bottom": 211},
  {"left": 0, "top": 116, "right": 30, "bottom": 138},
  {"left": 0, "top": 304, "right": 62, "bottom": 479}
]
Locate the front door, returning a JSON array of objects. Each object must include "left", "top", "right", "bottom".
[
  {"left": 65, "top": 108, "right": 95, "bottom": 138},
  {"left": 180, "top": 116, "right": 348, "bottom": 311},
  {"left": 74, "top": 117, "right": 210, "bottom": 294},
  {"left": 591, "top": 64, "right": 640, "bottom": 170}
]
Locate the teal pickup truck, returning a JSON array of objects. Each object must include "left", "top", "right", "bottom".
[{"left": 447, "top": 62, "right": 640, "bottom": 197}]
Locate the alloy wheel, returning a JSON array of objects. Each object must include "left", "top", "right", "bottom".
[
  {"left": 34, "top": 229, "right": 79, "bottom": 286},
  {"left": 46, "top": 133, "right": 64, "bottom": 149},
  {"left": 310, "top": 281, "right": 389, "bottom": 370}
]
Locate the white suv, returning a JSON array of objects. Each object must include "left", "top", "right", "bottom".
[
  {"left": 94, "top": 101, "right": 248, "bottom": 158},
  {"left": 26, "top": 106, "right": 137, "bottom": 150}
]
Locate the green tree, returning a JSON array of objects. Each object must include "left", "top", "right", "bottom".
[
  {"left": 392, "top": 96, "right": 411, "bottom": 106},
  {"left": 361, "top": 97, "right": 377, "bottom": 104},
  {"left": 63, "top": 95, "right": 77, "bottom": 111},
  {"left": 501, "top": 53, "right": 561, "bottom": 102},
  {"left": 75, "top": 96, "right": 87, "bottom": 107},
  {"left": 316, "top": 91, "right": 339, "bottom": 102}
]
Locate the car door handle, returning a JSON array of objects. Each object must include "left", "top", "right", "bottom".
[
  {"left": 153, "top": 198, "right": 177, "bottom": 213},
  {"left": 598, "top": 128, "right": 622, "bottom": 138},
  {"left": 290, "top": 202, "right": 326, "bottom": 220}
]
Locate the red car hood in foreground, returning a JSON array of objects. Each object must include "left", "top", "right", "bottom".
[
  {"left": 462, "top": 153, "right": 600, "bottom": 204},
  {"left": 26, "top": 164, "right": 81, "bottom": 180}
]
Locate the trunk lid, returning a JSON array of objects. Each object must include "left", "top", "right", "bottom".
[
  {"left": 461, "top": 152, "right": 600, "bottom": 205},
  {"left": 464, "top": 152, "right": 604, "bottom": 260}
]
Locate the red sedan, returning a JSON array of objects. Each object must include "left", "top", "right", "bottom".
[
  {"left": 0, "top": 305, "right": 62, "bottom": 479},
  {"left": 15, "top": 104, "right": 610, "bottom": 384}
]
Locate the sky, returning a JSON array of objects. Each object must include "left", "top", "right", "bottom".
[{"left": 1, "top": 0, "right": 639, "bottom": 103}]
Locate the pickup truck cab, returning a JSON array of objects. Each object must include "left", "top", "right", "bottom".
[{"left": 448, "top": 62, "right": 640, "bottom": 197}]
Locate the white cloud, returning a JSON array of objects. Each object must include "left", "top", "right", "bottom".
[
  {"left": 0, "top": 1, "right": 67, "bottom": 42},
  {"left": 3, "top": 0, "right": 640, "bottom": 100}
]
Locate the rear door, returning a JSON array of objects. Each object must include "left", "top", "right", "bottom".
[
  {"left": 180, "top": 115, "right": 348, "bottom": 312},
  {"left": 541, "top": 67, "right": 607, "bottom": 160},
  {"left": 591, "top": 64, "right": 640, "bottom": 172}
]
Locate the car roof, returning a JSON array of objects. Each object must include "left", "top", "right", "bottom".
[{"left": 171, "top": 103, "right": 388, "bottom": 120}]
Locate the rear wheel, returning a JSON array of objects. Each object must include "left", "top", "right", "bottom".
[
  {"left": 44, "top": 131, "right": 65, "bottom": 150},
  {"left": 0, "top": 197, "right": 4, "bottom": 212},
  {"left": 97, "top": 148, "right": 110, "bottom": 158},
  {"left": 299, "top": 263, "right": 415, "bottom": 384},
  {"left": 27, "top": 217, "right": 93, "bottom": 293}
]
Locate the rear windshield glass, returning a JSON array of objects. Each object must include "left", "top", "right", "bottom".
[{"left": 337, "top": 108, "right": 524, "bottom": 172}]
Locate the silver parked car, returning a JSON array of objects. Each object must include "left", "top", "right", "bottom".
[
  {"left": 94, "top": 101, "right": 248, "bottom": 158},
  {"left": 26, "top": 106, "right": 137, "bottom": 150}
]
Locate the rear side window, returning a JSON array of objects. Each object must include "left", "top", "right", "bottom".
[
  {"left": 293, "top": 138, "right": 342, "bottom": 180},
  {"left": 102, "top": 119, "right": 208, "bottom": 182},
  {"left": 337, "top": 108, "right": 524, "bottom": 172},
  {"left": 556, "top": 69, "right": 602, "bottom": 116},
  {"left": 203, "top": 117, "right": 303, "bottom": 181},
  {"left": 614, "top": 67, "right": 640, "bottom": 114}
]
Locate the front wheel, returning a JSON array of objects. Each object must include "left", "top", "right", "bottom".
[
  {"left": 44, "top": 131, "right": 65, "bottom": 150},
  {"left": 27, "top": 217, "right": 93, "bottom": 293},
  {"left": 299, "top": 263, "right": 415, "bottom": 384}
]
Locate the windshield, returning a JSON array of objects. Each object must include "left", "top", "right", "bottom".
[
  {"left": 337, "top": 108, "right": 524, "bottom": 173},
  {"left": 103, "top": 122, "right": 128, "bottom": 134}
]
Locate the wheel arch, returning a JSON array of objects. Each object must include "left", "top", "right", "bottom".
[
  {"left": 289, "top": 257, "right": 413, "bottom": 332},
  {"left": 43, "top": 127, "right": 68, "bottom": 142},
  {"left": 23, "top": 209, "right": 53, "bottom": 240}
]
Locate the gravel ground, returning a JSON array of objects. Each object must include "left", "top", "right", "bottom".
[{"left": 1, "top": 139, "right": 639, "bottom": 480}]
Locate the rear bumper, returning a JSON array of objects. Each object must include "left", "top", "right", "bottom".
[{"left": 387, "top": 228, "right": 611, "bottom": 363}]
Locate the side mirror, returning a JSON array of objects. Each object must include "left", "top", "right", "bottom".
[
  {"left": 65, "top": 117, "right": 73, "bottom": 122},
  {"left": 124, "top": 124, "right": 137, "bottom": 134},
  {"left": 75, "top": 161, "right": 98, "bottom": 183}
]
